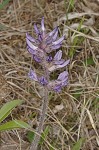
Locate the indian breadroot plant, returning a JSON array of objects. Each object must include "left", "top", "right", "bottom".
[{"left": 26, "top": 17, "right": 70, "bottom": 150}]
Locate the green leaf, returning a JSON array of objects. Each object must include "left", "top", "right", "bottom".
[
  {"left": 27, "top": 131, "right": 35, "bottom": 143},
  {"left": 92, "top": 97, "right": 99, "bottom": 109},
  {"left": 0, "top": 120, "right": 30, "bottom": 131},
  {"left": 64, "top": 0, "right": 74, "bottom": 13},
  {"left": 73, "top": 89, "right": 82, "bottom": 99},
  {"left": 69, "top": 17, "right": 85, "bottom": 58},
  {"left": 84, "top": 57, "right": 95, "bottom": 66},
  {"left": 39, "top": 126, "right": 50, "bottom": 145},
  {"left": 0, "top": 0, "right": 11, "bottom": 9},
  {"left": 0, "top": 100, "right": 23, "bottom": 123},
  {"left": 72, "top": 138, "right": 85, "bottom": 150},
  {"left": 27, "top": 126, "right": 50, "bottom": 144}
]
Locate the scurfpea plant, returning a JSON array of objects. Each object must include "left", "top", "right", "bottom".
[{"left": 26, "top": 17, "right": 70, "bottom": 150}]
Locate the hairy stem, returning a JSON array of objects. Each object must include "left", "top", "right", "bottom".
[
  {"left": 30, "top": 59, "right": 49, "bottom": 150},
  {"left": 30, "top": 88, "right": 48, "bottom": 150}
]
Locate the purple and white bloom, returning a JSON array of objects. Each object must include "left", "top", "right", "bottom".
[
  {"left": 28, "top": 69, "right": 38, "bottom": 81},
  {"left": 26, "top": 35, "right": 45, "bottom": 62},
  {"left": 27, "top": 17, "right": 70, "bottom": 92},
  {"left": 46, "top": 28, "right": 58, "bottom": 44},
  {"left": 34, "top": 24, "right": 41, "bottom": 36},
  {"left": 48, "top": 50, "right": 70, "bottom": 72},
  {"left": 28, "top": 69, "right": 48, "bottom": 86},
  {"left": 51, "top": 36, "right": 64, "bottom": 50},
  {"left": 38, "top": 76, "right": 48, "bottom": 85},
  {"left": 26, "top": 38, "right": 38, "bottom": 53},
  {"left": 26, "top": 17, "right": 65, "bottom": 59},
  {"left": 48, "top": 71, "right": 68, "bottom": 92},
  {"left": 46, "top": 55, "right": 53, "bottom": 62}
]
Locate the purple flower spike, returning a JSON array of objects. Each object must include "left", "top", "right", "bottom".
[
  {"left": 39, "top": 76, "right": 48, "bottom": 85},
  {"left": 26, "top": 17, "right": 70, "bottom": 92},
  {"left": 26, "top": 17, "right": 70, "bottom": 150},
  {"left": 28, "top": 69, "right": 38, "bottom": 81}
]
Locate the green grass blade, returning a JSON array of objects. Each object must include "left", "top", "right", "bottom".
[
  {"left": 0, "top": 120, "right": 30, "bottom": 131},
  {"left": 0, "top": 100, "right": 23, "bottom": 123},
  {"left": 27, "top": 126, "right": 50, "bottom": 144},
  {"left": 0, "top": 0, "right": 11, "bottom": 9},
  {"left": 72, "top": 138, "right": 85, "bottom": 150},
  {"left": 39, "top": 126, "right": 50, "bottom": 145},
  {"left": 69, "top": 17, "right": 85, "bottom": 57},
  {"left": 84, "top": 57, "right": 95, "bottom": 66}
]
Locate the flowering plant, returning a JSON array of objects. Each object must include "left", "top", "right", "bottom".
[
  {"left": 26, "top": 17, "right": 69, "bottom": 92},
  {"left": 26, "top": 17, "right": 69, "bottom": 150}
]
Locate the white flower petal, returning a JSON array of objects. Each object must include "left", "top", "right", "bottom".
[{"left": 41, "top": 17, "right": 45, "bottom": 32}]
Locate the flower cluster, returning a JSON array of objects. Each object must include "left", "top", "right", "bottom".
[{"left": 26, "top": 17, "right": 70, "bottom": 92}]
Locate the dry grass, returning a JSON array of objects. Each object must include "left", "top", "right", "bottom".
[{"left": 0, "top": 0, "right": 99, "bottom": 150}]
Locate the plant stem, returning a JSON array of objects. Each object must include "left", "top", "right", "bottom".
[
  {"left": 30, "top": 88, "right": 48, "bottom": 150},
  {"left": 30, "top": 59, "right": 49, "bottom": 150}
]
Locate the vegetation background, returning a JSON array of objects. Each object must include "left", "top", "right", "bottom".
[{"left": 0, "top": 0, "right": 99, "bottom": 149}]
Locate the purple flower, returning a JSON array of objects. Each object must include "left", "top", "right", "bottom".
[
  {"left": 26, "top": 38, "right": 38, "bottom": 52},
  {"left": 26, "top": 33, "right": 45, "bottom": 62},
  {"left": 46, "top": 55, "right": 53, "bottom": 62},
  {"left": 48, "top": 50, "right": 70, "bottom": 72},
  {"left": 27, "top": 17, "right": 69, "bottom": 92},
  {"left": 48, "top": 27, "right": 58, "bottom": 37},
  {"left": 46, "top": 27, "right": 58, "bottom": 44},
  {"left": 52, "top": 36, "right": 64, "bottom": 46},
  {"left": 28, "top": 69, "right": 48, "bottom": 86},
  {"left": 38, "top": 76, "right": 48, "bottom": 85},
  {"left": 34, "top": 24, "right": 40, "bottom": 35},
  {"left": 33, "top": 55, "right": 42, "bottom": 63},
  {"left": 53, "top": 85, "right": 62, "bottom": 92},
  {"left": 26, "top": 33, "right": 36, "bottom": 43},
  {"left": 48, "top": 71, "right": 68, "bottom": 92},
  {"left": 26, "top": 17, "right": 65, "bottom": 57},
  {"left": 27, "top": 46, "right": 36, "bottom": 55},
  {"left": 54, "top": 50, "right": 62, "bottom": 61},
  {"left": 28, "top": 69, "right": 38, "bottom": 81}
]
